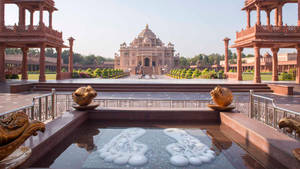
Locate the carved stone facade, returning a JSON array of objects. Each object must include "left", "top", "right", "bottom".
[
  {"left": 230, "top": 0, "right": 300, "bottom": 83},
  {"left": 0, "top": 0, "right": 73, "bottom": 82},
  {"left": 115, "top": 25, "right": 179, "bottom": 75}
]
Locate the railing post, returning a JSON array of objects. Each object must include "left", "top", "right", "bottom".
[
  {"left": 38, "top": 97, "right": 42, "bottom": 121},
  {"left": 264, "top": 99, "right": 268, "bottom": 124},
  {"left": 51, "top": 88, "right": 55, "bottom": 120},
  {"left": 31, "top": 98, "right": 35, "bottom": 120},
  {"left": 249, "top": 90, "right": 254, "bottom": 118},
  {"left": 273, "top": 106, "right": 277, "bottom": 128}
]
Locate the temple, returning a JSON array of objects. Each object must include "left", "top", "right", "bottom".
[
  {"left": 228, "top": 0, "right": 300, "bottom": 83},
  {"left": 114, "top": 25, "right": 179, "bottom": 75},
  {"left": 0, "top": 0, "right": 73, "bottom": 82}
]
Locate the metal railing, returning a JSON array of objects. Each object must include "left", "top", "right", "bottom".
[
  {"left": 249, "top": 90, "right": 300, "bottom": 139},
  {"left": 55, "top": 93, "right": 213, "bottom": 113},
  {"left": 0, "top": 89, "right": 58, "bottom": 123}
]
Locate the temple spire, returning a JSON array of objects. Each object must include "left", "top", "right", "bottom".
[{"left": 146, "top": 24, "right": 149, "bottom": 29}]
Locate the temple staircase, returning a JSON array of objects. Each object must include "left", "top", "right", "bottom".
[{"left": 31, "top": 83, "right": 273, "bottom": 93}]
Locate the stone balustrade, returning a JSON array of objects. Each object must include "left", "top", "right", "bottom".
[
  {"left": 236, "top": 25, "right": 300, "bottom": 39},
  {"left": 1, "top": 25, "right": 62, "bottom": 38}
]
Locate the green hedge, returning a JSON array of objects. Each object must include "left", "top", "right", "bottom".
[
  {"left": 167, "top": 68, "right": 225, "bottom": 79},
  {"left": 72, "top": 68, "right": 127, "bottom": 79}
]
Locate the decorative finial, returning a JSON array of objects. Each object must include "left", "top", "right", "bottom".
[{"left": 146, "top": 24, "right": 149, "bottom": 29}]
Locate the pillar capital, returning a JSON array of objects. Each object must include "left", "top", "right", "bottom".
[
  {"left": 271, "top": 47, "right": 279, "bottom": 53},
  {"left": 21, "top": 47, "right": 29, "bottom": 53},
  {"left": 237, "top": 47, "right": 244, "bottom": 52},
  {"left": 253, "top": 43, "right": 261, "bottom": 48},
  {"left": 223, "top": 37, "right": 230, "bottom": 43}
]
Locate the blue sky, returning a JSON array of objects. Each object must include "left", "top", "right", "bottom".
[{"left": 4, "top": 0, "right": 298, "bottom": 58}]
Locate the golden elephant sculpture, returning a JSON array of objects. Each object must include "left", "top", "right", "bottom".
[
  {"left": 0, "top": 112, "right": 45, "bottom": 161},
  {"left": 278, "top": 117, "right": 300, "bottom": 136},
  {"left": 72, "top": 85, "right": 97, "bottom": 106},
  {"left": 278, "top": 117, "right": 300, "bottom": 161},
  {"left": 210, "top": 86, "right": 233, "bottom": 107}
]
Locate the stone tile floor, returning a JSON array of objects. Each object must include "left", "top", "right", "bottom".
[{"left": 1, "top": 78, "right": 300, "bottom": 114}]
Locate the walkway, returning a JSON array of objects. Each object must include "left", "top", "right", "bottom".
[{"left": 1, "top": 77, "right": 300, "bottom": 115}]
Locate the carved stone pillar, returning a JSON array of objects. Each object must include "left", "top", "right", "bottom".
[
  {"left": 256, "top": 4, "right": 261, "bottom": 25},
  {"left": 275, "top": 7, "right": 279, "bottom": 26},
  {"left": 271, "top": 48, "right": 279, "bottom": 81},
  {"left": 30, "top": 11, "right": 34, "bottom": 28},
  {"left": 68, "top": 37, "right": 75, "bottom": 73},
  {"left": 278, "top": 4, "right": 283, "bottom": 26},
  {"left": 39, "top": 5, "right": 44, "bottom": 26},
  {"left": 0, "top": 0, "right": 4, "bottom": 31},
  {"left": 21, "top": 47, "right": 29, "bottom": 80},
  {"left": 247, "top": 10, "right": 251, "bottom": 28},
  {"left": 0, "top": 44, "right": 5, "bottom": 82},
  {"left": 237, "top": 48, "right": 243, "bottom": 81},
  {"left": 39, "top": 43, "right": 46, "bottom": 82},
  {"left": 49, "top": 10, "right": 53, "bottom": 29},
  {"left": 298, "top": 0, "right": 300, "bottom": 26},
  {"left": 56, "top": 47, "right": 62, "bottom": 80},
  {"left": 266, "top": 10, "right": 271, "bottom": 26},
  {"left": 254, "top": 45, "right": 261, "bottom": 83},
  {"left": 297, "top": 46, "right": 300, "bottom": 84},
  {"left": 224, "top": 37, "right": 230, "bottom": 73},
  {"left": 18, "top": 5, "right": 25, "bottom": 28}
]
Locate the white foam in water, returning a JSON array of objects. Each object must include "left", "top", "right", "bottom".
[
  {"left": 164, "top": 128, "right": 215, "bottom": 167},
  {"left": 97, "top": 128, "right": 148, "bottom": 166}
]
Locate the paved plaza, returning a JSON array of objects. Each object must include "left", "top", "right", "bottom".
[{"left": 1, "top": 78, "right": 300, "bottom": 115}]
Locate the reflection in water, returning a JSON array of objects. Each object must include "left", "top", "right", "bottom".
[
  {"left": 74, "top": 128, "right": 100, "bottom": 152},
  {"left": 206, "top": 130, "right": 232, "bottom": 155}
]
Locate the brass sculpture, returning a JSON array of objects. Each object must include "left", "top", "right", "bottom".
[
  {"left": 0, "top": 112, "right": 45, "bottom": 161},
  {"left": 208, "top": 86, "right": 234, "bottom": 111},
  {"left": 72, "top": 85, "right": 97, "bottom": 106},
  {"left": 278, "top": 117, "right": 300, "bottom": 161},
  {"left": 278, "top": 117, "right": 300, "bottom": 136},
  {"left": 72, "top": 86, "right": 99, "bottom": 111}
]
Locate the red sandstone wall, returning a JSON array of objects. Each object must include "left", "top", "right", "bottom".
[
  {"left": 60, "top": 72, "right": 72, "bottom": 80},
  {"left": 225, "top": 72, "right": 237, "bottom": 79}
]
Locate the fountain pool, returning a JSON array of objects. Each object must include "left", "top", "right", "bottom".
[{"left": 31, "top": 121, "right": 285, "bottom": 169}]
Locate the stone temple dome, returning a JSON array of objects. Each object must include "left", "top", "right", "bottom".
[
  {"left": 138, "top": 24, "right": 156, "bottom": 39},
  {"left": 143, "top": 37, "right": 152, "bottom": 44}
]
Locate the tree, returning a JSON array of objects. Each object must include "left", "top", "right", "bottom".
[{"left": 179, "top": 57, "right": 189, "bottom": 67}]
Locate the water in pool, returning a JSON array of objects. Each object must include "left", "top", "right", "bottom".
[{"left": 32, "top": 122, "right": 281, "bottom": 169}]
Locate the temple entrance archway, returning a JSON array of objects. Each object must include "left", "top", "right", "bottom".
[
  {"left": 152, "top": 61, "right": 156, "bottom": 67},
  {"left": 144, "top": 58, "right": 150, "bottom": 66}
]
